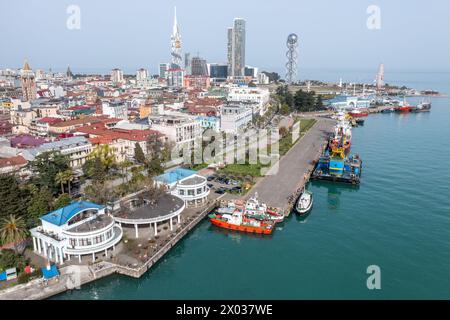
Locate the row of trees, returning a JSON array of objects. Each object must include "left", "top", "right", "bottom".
[
  {"left": 276, "top": 85, "right": 325, "bottom": 114},
  {"left": 0, "top": 151, "right": 76, "bottom": 248}
]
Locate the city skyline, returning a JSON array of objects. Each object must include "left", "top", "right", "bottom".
[{"left": 1, "top": 0, "right": 450, "bottom": 74}]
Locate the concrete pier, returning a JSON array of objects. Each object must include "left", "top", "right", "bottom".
[{"left": 247, "top": 118, "right": 335, "bottom": 214}]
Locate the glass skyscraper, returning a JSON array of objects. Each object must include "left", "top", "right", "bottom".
[{"left": 227, "top": 18, "right": 246, "bottom": 78}]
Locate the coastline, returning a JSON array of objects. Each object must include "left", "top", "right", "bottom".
[{"left": 0, "top": 118, "right": 333, "bottom": 300}]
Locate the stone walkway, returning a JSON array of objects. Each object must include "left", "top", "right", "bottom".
[{"left": 247, "top": 118, "right": 335, "bottom": 211}]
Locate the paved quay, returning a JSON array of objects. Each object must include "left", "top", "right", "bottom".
[{"left": 247, "top": 118, "right": 335, "bottom": 213}]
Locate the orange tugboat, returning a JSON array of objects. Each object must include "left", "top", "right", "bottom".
[
  {"left": 209, "top": 212, "right": 274, "bottom": 235},
  {"left": 208, "top": 194, "right": 279, "bottom": 234}
]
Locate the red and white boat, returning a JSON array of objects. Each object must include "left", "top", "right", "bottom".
[
  {"left": 397, "top": 98, "right": 414, "bottom": 112},
  {"left": 209, "top": 194, "right": 283, "bottom": 235},
  {"left": 348, "top": 109, "right": 369, "bottom": 118}
]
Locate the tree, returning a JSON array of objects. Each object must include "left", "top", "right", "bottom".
[
  {"left": 88, "top": 144, "right": 116, "bottom": 172},
  {"left": 280, "top": 104, "right": 291, "bottom": 115},
  {"left": 0, "top": 215, "right": 28, "bottom": 253},
  {"left": 64, "top": 169, "right": 74, "bottom": 195},
  {"left": 130, "top": 166, "right": 146, "bottom": 184},
  {"left": 118, "top": 160, "right": 134, "bottom": 184},
  {"left": 0, "top": 249, "right": 27, "bottom": 271},
  {"left": 147, "top": 158, "right": 164, "bottom": 177},
  {"left": 56, "top": 169, "right": 75, "bottom": 195},
  {"left": 27, "top": 187, "right": 53, "bottom": 225},
  {"left": 83, "top": 156, "right": 107, "bottom": 183},
  {"left": 134, "top": 142, "right": 146, "bottom": 164},
  {"left": 0, "top": 174, "right": 29, "bottom": 221},
  {"left": 315, "top": 95, "right": 324, "bottom": 110},
  {"left": 29, "top": 151, "right": 70, "bottom": 194},
  {"left": 55, "top": 171, "right": 67, "bottom": 194},
  {"left": 84, "top": 181, "right": 116, "bottom": 205},
  {"left": 53, "top": 193, "right": 72, "bottom": 210}
]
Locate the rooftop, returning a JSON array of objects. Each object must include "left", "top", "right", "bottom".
[
  {"left": 41, "top": 201, "right": 105, "bottom": 226},
  {"left": 155, "top": 168, "right": 197, "bottom": 184},
  {"left": 178, "top": 175, "right": 206, "bottom": 186},
  {"left": 0, "top": 155, "right": 27, "bottom": 168},
  {"left": 115, "top": 194, "right": 184, "bottom": 221},
  {"left": 66, "top": 214, "right": 113, "bottom": 233}
]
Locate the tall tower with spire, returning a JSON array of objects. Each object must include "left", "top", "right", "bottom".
[
  {"left": 66, "top": 65, "right": 74, "bottom": 80},
  {"left": 170, "top": 6, "right": 182, "bottom": 68},
  {"left": 21, "top": 59, "right": 36, "bottom": 102}
]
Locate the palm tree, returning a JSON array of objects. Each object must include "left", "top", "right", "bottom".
[
  {"left": 0, "top": 215, "right": 28, "bottom": 254},
  {"left": 119, "top": 160, "right": 133, "bottom": 184},
  {"left": 89, "top": 145, "right": 116, "bottom": 172},
  {"left": 55, "top": 171, "right": 67, "bottom": 194},
  {"left": 64, "top": 169, "right": 74, "bottom": 195},
  {"left": 55, "top": 169, "right": 75, "bottom": 195}
]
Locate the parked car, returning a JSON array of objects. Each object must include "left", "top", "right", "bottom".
[
  {"left": 215, "top": 187, "right": 227, "bottom": 194},
  {"left": 229, "top": 186, "right": 242, "bottom": 193},
  {"left": 207, "top": 175, "right": 216, "bottom": 181},
  {"left": 207, "top": 183, "right": 214, "bottom": 189},
  {"left": 230, "top": 180, "right": 241, "bottom": 186}
]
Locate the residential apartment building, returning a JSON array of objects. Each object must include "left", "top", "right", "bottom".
[{"left": 220, "top": 104, "right": 253, "bottom": 134}]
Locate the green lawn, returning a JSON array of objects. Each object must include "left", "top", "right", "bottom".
[
  {"left": 202, "top": 118, "right": 317, "bottom": 178},
  {"left": 218, "top": 163, "right": 265, "bottom": 177}
]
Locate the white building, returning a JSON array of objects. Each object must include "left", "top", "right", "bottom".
[
  {"left": 171, "top": 174, "right": 210, "bottom": 207},
  {"left": 30, "top": 201, "right": 123, "bottom": 264},
  {"left": 136, "top": 68, "right": 148, "bottom": 81},
  {"left": 111, "top": 68, "right": 124, "bottom": 84},
  {"left": 227, "top": 86, "right": 270, "bottom": 116},
  {"left": 220, "top": 104, "right": 253, "bottom": 134},
  {"left": 30, "top": 136, "right": 92, "bottom": 168},
  {"left": 102, "top": 101, "right": 128, "bottom": 120},
  {"left": 110, "top": 191, "right": 185, "bottom": 238},
  {"left": 148, "top": 114, "right": 201, "bottom": 149},
  {"left": 167, "top": 68, "right": 185, "bottom": 88},
  {"left": 257, "top": 72, "right": 270, "bottom": 85}
]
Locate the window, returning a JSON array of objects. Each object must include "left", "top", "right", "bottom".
[
  {"left": 188, "top": 189, "right": 195, "bottom": 196},
  {"left": 197, "top": 188, "right": 202, "bottom": 194},
  {"left": 179, "top": 189, "right": 185, "bottom": 195}
]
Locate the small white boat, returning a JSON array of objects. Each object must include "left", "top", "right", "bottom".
[{"left": 296, "top": 190, "right": 313, "bottom": 215}]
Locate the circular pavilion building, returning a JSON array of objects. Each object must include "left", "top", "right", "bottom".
[{"left": 111, "top": 192, "right": 185, "bottom": 238}]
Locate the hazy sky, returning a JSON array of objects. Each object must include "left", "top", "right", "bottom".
[{"left": 1, "top": 0, "right": 449, "bottom": 74}]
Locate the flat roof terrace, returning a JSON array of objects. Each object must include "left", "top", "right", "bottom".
[
  {"left": 178, "top": 176, "right": 205, "bottom": 186},
  {"left": 114, "top": 194, "right": 185, "bottom": 225},
  {"left": 66, "top": 214, "right": 114, "bottom": 234}
]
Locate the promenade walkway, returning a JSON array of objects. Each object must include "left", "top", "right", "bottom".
[{"left": 247, "top": 118, "right": 335, "bottom": 212}]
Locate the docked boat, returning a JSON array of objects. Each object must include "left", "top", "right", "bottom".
[
  {"left": 208, "top": 211, "right": 275, "bottom": 235},
  {"left": 412, "top": 101, "right": 432, "bottom": 113},
  {"left": 311, "top": 152, "right": 362, "bottom": 185},
  {"left": 355, "top": 119, "right": 365, "bottom": 126},
  {"left": 381, "top": 107, "right": 395, "bottom": 113},
  {"left": 209, "top": 194, "right": 282, "bottom": 235},
  {"left": 348, "top": 109, "right": 369, "bottom": 118},
  {"left": 217, "top": 194, "right": 284, "bottom": 224},
  {"left": 328, "top": 115, "right": 352, "bottom": 156},
  {"left": 396, "top": 98, "right": 414, "bottom": 112},
  {"left": 296, "top": 190, "right": 313, "bottom": 215}
]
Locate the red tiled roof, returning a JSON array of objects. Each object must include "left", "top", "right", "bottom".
[
  {"left": 0, "top": 156, "right": 27, "bottom": 168},
  {"left": 38, "top": 117, "right": 62, "bottom": 124}
]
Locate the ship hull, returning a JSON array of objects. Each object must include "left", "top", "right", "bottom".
[
  {"left": 349, "top": 112, "right": 368, "bottom": 118},
  {"left": 209, "top": 218, "right": 273, "bottom": 235}
]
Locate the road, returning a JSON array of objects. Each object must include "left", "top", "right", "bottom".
[{"left": 246, "top": 118, "right": 335, "bottom": 210}]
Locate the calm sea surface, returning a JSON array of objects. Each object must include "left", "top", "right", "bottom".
[{"left": 54, "top": 72, "right": 450, "bottom": 299}]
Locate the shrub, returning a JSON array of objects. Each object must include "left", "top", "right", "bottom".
[{"left": 0, "top": 249, "right": 27, "bottom": 271}]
